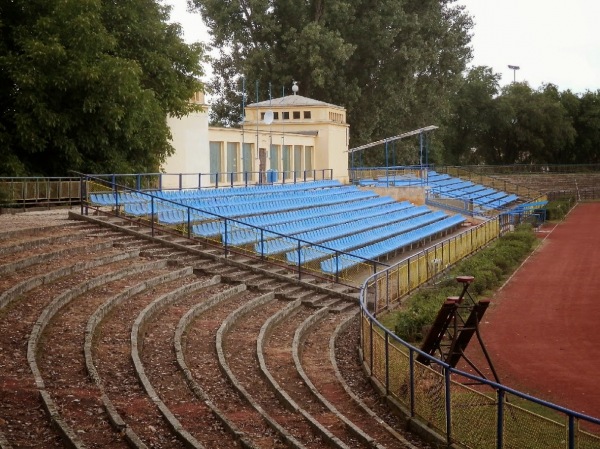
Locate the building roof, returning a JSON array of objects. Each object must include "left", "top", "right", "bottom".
[{"left": 246, "top": 94, "right": 343, "bottom": 109}]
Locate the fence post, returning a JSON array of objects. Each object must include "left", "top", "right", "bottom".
[
  {"left": 335, "top": 252, "right": 340, "bottom": 283},
  {"left": 407, "top": 256, "right": 411, "bottom": 293},
  {"left": 298, "top": 240, "right": 302, "bottom": 280},
  {"left": 568, "top": 415, "right": 575, "bottom": 449},
  {"left": 80, "top": 177, "right": 86, "bottom": 215},
  {"left": 409, "top": 349, "right": 416, "bottom": 417},
  {"left": 385, "top": 332, "right": 389, "bottom": 395},
  {"left": 260, "top": 228, "right": 265, "bottom": 259},
  {"left": 497, "top": 389, "right": 505, "bottom": 449},
  {"left": 114, "top": 185, "right": 120, "bottom": 217},
  {"left": 224, "top": 219, "right": 228, "bottom": 258},
  {"left": 187, "top": 208, "right": 191, "bottom": 239},
  {"left": 386, "top": 269, "right": 389, "bottom": 310},
  {"left": 151, "top": 196, "right": 155, "bottom": 237},
  {"left": 369, "top": 319, "right": 374, "bottom": 375},
  {"left": 445, "top": 368, "right": 452, "bottom": 445}
]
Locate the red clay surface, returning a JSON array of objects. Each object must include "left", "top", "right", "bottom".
[{"left": 463, "top": 202, "right": 600, "bottom": 419}]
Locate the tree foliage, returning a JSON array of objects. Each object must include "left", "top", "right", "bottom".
[
  {"left": 0, "top": 0, "right": 204, "bottom": 176},
  {"left": 442, "top": 66, "right": 600, "bottom": 165},
  {"left": 193, "top": 0, "right": 473, "bottom": 148}
]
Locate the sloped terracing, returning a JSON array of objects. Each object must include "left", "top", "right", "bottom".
[{"left": 0, "top": 210, "right": 431, "bottom": 449}]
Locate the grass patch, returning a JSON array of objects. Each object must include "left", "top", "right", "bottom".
[
  {"left": 545, "top": 197, "right": 575, "bottom": 221},
  {"left": 385, "top": 224, "right": 538, "bottom": 343}
]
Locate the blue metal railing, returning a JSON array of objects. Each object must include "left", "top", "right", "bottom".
[
  {"left": 87, "top": 169, "right": 334, "bottom": 192},
  {"left": 79, "top": 173, "right": 386, "bottom": 285}
]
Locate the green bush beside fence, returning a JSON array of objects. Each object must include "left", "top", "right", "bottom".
[{"left": 392, "top": 224, "right": 538, "bottom": 342}]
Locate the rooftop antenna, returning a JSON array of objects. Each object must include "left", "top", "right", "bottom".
[
  {"left": 255, "top": 80, "right": 259, "bottom": 160},
  {"left": 264, "top": 81, "right": 274, "bottom": 125},
  {"left": 281, "top": 84, "right": 286, "bottom": 150},
  {"left": 265, "top": 82, "right": 273, "bottom": 165},
  {"left": 241, "top": 76, "right": 245, "bottom": 144}
]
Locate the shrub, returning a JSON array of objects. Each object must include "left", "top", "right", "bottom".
[
  {"left": 393, "top": 224, "right": 537, "bottom": 342},
  {"left": 545, "top": 198, "right": 575, "bottom": 221}
]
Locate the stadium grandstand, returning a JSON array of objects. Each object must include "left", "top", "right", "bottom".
[{"left": 6, "top": 122, "right": 600, "bottom": 449}]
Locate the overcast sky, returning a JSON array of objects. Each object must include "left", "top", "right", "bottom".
[
  {"left": 456, "top": 0, "right": 600, "bottom": 93},
  {"left": 165, "top": 0, "right": 600, "bottom": 94}
]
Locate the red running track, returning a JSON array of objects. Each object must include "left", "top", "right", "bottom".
[{"left": 462, "top": 202, "right": 600, "bottom": 419}]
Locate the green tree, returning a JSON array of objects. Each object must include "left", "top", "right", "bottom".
[
  {"left": 572, "top": 90, "right": 600, "bottom": 163},
  {"left": 0, "top": 0, "right": 204, "bottom": 176},
  {"left": 442, "top": 66, "right": 501, "bottom": 164},
  {"left": 193, "top": 0, "right": 472, "bottom": 157},
  {"left": 477, "top": 83, "right": 576, "bottom": 164}
]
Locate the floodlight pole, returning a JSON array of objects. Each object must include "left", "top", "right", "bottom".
[{"left": 508, "top": 65, "right": 520, "bottom": 83}]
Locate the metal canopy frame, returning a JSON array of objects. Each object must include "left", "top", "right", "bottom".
[
  {"left": 348, "top": 125, "right": 438, "bottom": 184},
  {"left": 347, "top": 125, "right": 438, "bottom": 154}
]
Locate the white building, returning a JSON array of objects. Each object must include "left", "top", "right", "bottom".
[{"left": 163, "top": 88, "right": 350, "bottom": 188}]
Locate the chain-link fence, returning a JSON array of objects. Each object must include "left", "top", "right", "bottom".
[{"left": 360, "top": 229, "right": 600, "bottom": 448}]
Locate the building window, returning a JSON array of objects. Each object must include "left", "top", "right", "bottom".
[
  {"left": 305, "top": 146, "right": 313, "bottom": 174},
  {"left": 283, "top": 111, "right": 290, "bottom": 119},
  {"left": 329, "top": 112, "right": 344, "bottom": 123},
  {"left": 282, "top": 145, "right": 292, "bottom": 175},
  {"left": 269, "top": 145, "right": 280, "bottom": 171},
  {"left": 293, "top": 111, "right": 301, "bottom": 119},
  {"left": 227, "top": 142, "right": 239, "bottom": 182},
  {"left": 273, "top": 112, "right": 279, "bottom": 120},
  {"left": 303, "top": 111, "right": 311, "bottom": 119},
  {"left": 294, "top": 145, "right": 302, "bottom": 177},
  {"left": 260, "top": 112, "right": 265, "bottom": 120},
  {"left": 209, "top": 141, "right": 223, "bottom": 184},
  {"left": 242, "top": 143, "right": 254, "bottom": 181}
]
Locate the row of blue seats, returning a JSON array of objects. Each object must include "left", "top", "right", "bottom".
[
  {"left": 190, "top": 196, "right": 396, "bottom": 238},
  {"left": 513, "top": 201, "right": 548, "bottom": 211},
  {"left": 89, "top": 180, "right": 343, "bottom": 207},
  {"left": 224, "top": 201, "right": 415, "bottom": 246},
  {"left": 430, "top": 181, "right": 475, "bottom": 193},
  {"left": 436, "top": 187, "right": 496, "bottom": 202},
  {"left": 124, "top": 201, "right": 177, "bottom": 216},
  {"left": 150, "top": 179, "right": 342, "bottom": 200},
  {"left": 481, "top": 194, "right": 519, "bottom": 209},
  {"left": 427, "top": 171, "right": 522, "bottom": 211},
  {"left": 320, "top": 214, "right": 466, "bottom": 273},
  {"left": 130, "top": 186, "right": 360, "bottom": 218},
  {"left": 429, "top": 178, "right": 464, "bottom": 188},
  {"left": 284, "top": 211, "right": 448, "bottom": 265},
  {"left": 475, "top": 191, "right": 508, "bottom": 205},
  {"left": 90, "top": 192, "right": 149, "bottom": 206},
  {"left": 187, "top": 190, "right": 378, "bottom": 219},
  {"left": 173, "top": 184, "right": 359, "bottom": 209},
  {"left": 254, "top": 205, "right": 432, "bottom": 255},
  {"left": 431, "top": 185, "right": 518, "bottom": 211},
  {"left": 130, "top": 189, "right": 378, "bottom": 220},
  {"left": 359, "top": 179, "right": 423, "bottom": 187}
]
